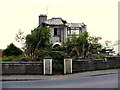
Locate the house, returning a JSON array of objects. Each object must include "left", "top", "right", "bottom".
[
  {"left": 113, "top": 40, "right": 120, "bottom": 55},
  {"left": 38, "top": 14, "right": 87, "bottom": 46}
]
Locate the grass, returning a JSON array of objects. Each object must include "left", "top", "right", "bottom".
[
  {"left": 0, "top": 58, "right": 2, "bottom": 62},
  {"left": 1, "top": 56, "right": 21, "bottom": 62}
]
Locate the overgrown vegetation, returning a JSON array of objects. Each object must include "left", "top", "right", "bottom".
[
  {"left": 0, "top": 58, "right": 2, "bottom": 62},
  {"left": 2, "top": 55, "right": 22, "bottom": 62},
  {"left": 3, "top": 26, "right": 103, "bottom": 63},
  {"left": 98, "top": 53, "right": 108, "bottom": 59},
  {"left": 25, "top": 27, "right": 51, "bottom": 60},
  {"left": 63, "top": 32, "right": 102, "bottom": 59},
  {"left": 2, "top": 43, "right": 23, "bottom": 57}
]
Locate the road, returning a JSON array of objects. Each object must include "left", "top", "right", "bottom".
[{"left": 2, "top": 74, "right": 118, "bottom": 88}]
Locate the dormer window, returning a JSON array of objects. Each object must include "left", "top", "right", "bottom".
[{"left": 54, "top": 28, "right": 60, "bottom": 36}]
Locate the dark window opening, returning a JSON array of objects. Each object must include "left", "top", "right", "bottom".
[{"left": 54, "top": 28, "right": 60, "bottom": 36}]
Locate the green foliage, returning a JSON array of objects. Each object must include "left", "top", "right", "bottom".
[
  {"left": 88, "top": 36, "right": 102, "bottom": 54},
  {"left": 0, "top": 58, "right": 2, "bottom": 62},
  {"left": 98, "top": 53, "right": 108, "bottom": 59},
  {"left": 64, "top": 31, "right": 102, "bottom": 59},
  {"left": 25, "top": 27, "right": 51, "bottom": 60},
  {"left": 2, "top": 55, "right": 21, "bottom": 62},
  {"left": 53, "top": 63, "right": 63, "bottom": 70},
  {"left": 117, "top": 53, "right": 120, "bottom": 56},
  {"left": 3, "top": 43, "right": 23, "bottom": 57},
  {"left": 23, "top": 27, "right": 102, "bottom": 61}
]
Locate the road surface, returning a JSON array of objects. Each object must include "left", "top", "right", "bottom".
[{"left": 2, "top": 74, "right": 118, "bottom": 88}]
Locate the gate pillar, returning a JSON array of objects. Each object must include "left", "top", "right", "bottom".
[{"left": 64, "top": 56, "right": 72, "bottom": 74}]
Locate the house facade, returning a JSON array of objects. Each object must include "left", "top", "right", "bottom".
[
  {"left": 38, "top": 14, "right": 87, "bottom": 46},
  {"left": 113, "top": 40, "right": 120, "bottom": 55}
]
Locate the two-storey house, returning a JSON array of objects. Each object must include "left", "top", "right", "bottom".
[{"left": 38, "top": 14, "right": 87, "bottom": 46}]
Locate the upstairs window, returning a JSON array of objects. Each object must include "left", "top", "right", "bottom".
[
  {"left": 54, "top": 28, "right": 60, "bottom": 36},
  {"left": 67, "top": 27, "right": 82, "bottom": 35}
]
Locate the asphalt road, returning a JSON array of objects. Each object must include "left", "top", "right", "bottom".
[{"left": 2, "top": 74, "right": 118, "bottom": 88}]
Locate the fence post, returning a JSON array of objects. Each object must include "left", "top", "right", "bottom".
[
  {"left": 64, "top": 56, "right": 72, "bottom": 74},
  {"left": 43, "top": 56, "right": 52, "bottom": 75}
]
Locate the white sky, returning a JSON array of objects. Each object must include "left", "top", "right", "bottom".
[{"left": 0, "top": 0, "right": 118, "bottom": 49}]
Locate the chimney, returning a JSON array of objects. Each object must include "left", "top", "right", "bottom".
[{"left": 39, "top": 14, "right": 47, "bottom": 25}]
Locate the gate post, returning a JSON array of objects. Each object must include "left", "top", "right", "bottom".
[
  {"left": 64, "top": 56, "right": 72, "bottom": 74},
  {"left": 43, "top": 56, "right": 52, "bottom": 75}
]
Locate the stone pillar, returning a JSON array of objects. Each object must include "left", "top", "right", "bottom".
[
  {"left": 43, "top": 56, "right": 52, "bottom": 75},
  {"left": 64, "top": 56, "right": 72, "bottom": 74}
]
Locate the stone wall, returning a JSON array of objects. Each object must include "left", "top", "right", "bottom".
[
  {"left": 2, "top": 62, "right": 43, "bottom": 75},
  {"left": 72, "top": 56, "right": 120, "bottom": 72},
  {"left": 2, "top": 56, "right": 120, "bottom": 75}
]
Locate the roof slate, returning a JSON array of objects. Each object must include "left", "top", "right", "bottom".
[
  {"left": 44, "top": 18, "right": 64, "bottom": 25},
  {"left": 66, "top": 23, "right": 86, "bottom": 27},
  {"left": 38, "top": 17, "right": 86, "bottom": 28}
]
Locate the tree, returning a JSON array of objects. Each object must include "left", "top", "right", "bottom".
[
  {"left": 88, "top": 36, "right": 102, "bottom": 57},
  {"left": 64, "top": 31, "right": 102, "bottom": 59},
  {"left": 3, "top": 43, "right": 23, "bottom": 57},
  {"left": 15, "top": 29, "right": 25, "bottom": 50},
  {"left": 64, "top": 32, "right": 89, "bottom": 59},
  {"left": 25, "top": 26, "right": 51, "bottom": 60}
]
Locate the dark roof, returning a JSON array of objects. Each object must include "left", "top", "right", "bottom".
[
  {"left": 44, "top": 18, "right": 66, "bottom": 25},
  {"left": 66, "top": 22, "right": 86, "bottom": 27},
  {"left": 37, "top": 17, "right": 86, "bottom": 28}
]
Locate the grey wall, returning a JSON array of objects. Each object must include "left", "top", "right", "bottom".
[
  {"left": 2, "top": 56, "right": 120, "bottom": 75},
  {"left": 39, "top": 15, "right": 47, "bottom": 25},
  {"left": 49, "top": 25, "right": 86, "bottom": 45},
  {"left": 72, "top": 57, "right": 120, "bottom": 72},
  {"left": 49, "top": 26, "right": 60, "bottom": 43},
  {"left": 49, "top": 26, "right": 68, "bottom": 44},
  {"left": 2, "top": 62, "right": 43, "bottom": 75}
]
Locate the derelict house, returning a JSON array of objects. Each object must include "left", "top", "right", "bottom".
[{"left": 38, "top": 14, "right": 87, "bottom": 46}]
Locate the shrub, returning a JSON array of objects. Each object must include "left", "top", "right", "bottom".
[
  {"left": 0, "top": 58, "right": 2, "bottom": 62},
  {"left": 117, "top": 53, "right": 120, "bottom": 56},
  {"left": 53, "top": 63, "right": 63, "bottom": 71},
  {"left": 98, "top": 53, "right": 108, "bottom": 59},
  {"left": 3, "top": 43, "right": 23, "bottom": 57},
  {"left": 2, "top": 55, "right": 21, "bottom": 62}
]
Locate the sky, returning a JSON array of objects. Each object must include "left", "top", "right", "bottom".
[{"left": 0, "top": 0, "right": 119, "bottom": 49}]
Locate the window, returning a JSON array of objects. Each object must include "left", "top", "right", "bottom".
[
  {"left": 67, "top": 27, "right": 82, "bottom": 35},
  {"left": 54, "top": 28, "right": 60, "bottom": 36}
]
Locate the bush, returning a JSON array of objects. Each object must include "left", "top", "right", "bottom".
[
  {"left": 3, "top": 43, "right": 23, "bottom": 57},
  {"left": 98, "top": 53, "right": 108, "bottom": 59},
  {"left": 0, "top": 58, "right": 2, "bottom": 62},
  {"left": 2, "top": 55, "right": 21, "bottom": 62},
  {"left": 117, "top": 53, "right": 120, "bottom": 56},
  {"left": 53, "top": 63, "right": 63, "bottom": 71}
]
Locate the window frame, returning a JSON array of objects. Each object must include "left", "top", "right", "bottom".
[
  {"left": 67, "top": 27, "right": 82, "bottom": 36},
  {"left": 54, "top": 28, "right": 60, "bottom": 36}
]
